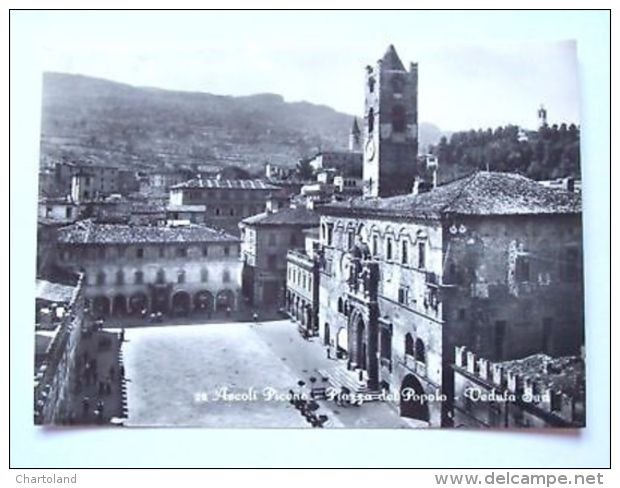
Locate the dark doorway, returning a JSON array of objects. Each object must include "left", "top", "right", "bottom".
[
  {"left": 172, "top": 291, "right": 191, "bottom": 316},
  {"left": 400, "top": 374, "right": 430, "bottom": 422}
]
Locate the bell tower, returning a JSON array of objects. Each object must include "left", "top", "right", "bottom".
[{"left": 362, "top": 45, "right": 418, "bottom": 197}]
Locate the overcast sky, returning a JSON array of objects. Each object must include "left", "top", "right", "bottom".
[{"left": 22, "top": 11, "right": 580, "bottom": 132}]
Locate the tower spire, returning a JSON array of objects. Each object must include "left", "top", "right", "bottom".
[{"left": 380, "top": 44, "right": 406, "bottom": 71}]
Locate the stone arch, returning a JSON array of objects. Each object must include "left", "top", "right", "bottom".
[
  {"left": 172, "top": 291, "right": 191, "bottom": 316},
  {"left": 400, "top": 374, "right": 430, "bottom": 422},
  {"left": 129, "top": 292, "right": 148, "bottom": 315},
  {"left": 194, "top": 290, "right": 214, "bottom": 314},
  {"left": 92, "top": 295, "right": 110, "bottom": 318},
  {"left": 216, "top": 289, "right": 235, "bottom": 312},
  {"left": 112, "top": 294, "right": 128, "bottom": 316}
]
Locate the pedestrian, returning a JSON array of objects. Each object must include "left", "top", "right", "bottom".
[
  {"left": 120, "top": 328, "right": 125, "bottom": 342},
  {"left": 252, "top": 312, "right": 258, "bottom": 323},
  {"left": 226, "top": 306, "right": 231, "bottom": 318}
]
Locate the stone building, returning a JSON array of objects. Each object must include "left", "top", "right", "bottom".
[
  {"left": 239, "top": 207, "right": 320, "bottom": 308},
  {"left": 285, "top": 229, "right": 321, "bottom": 337},
  {"left": 56, "top": 221, "right": 242, "bottom": 318},
  {"left": 307, "top": 151, "right": 363, "bottom": 178},
  {"left": 362, "top": 45, "right": 419, "bottom": 197},
  {"left": 316, "top": 171, "right": 583, "bottom": 427},
  {"left": 169, "top": 178, "right": 281, "bottom": 235},
  {"left": 38, "top": 197, "right": 80, "bottom": 223},
  {"left": 71, "top": 165, "right": 121, "bottom": 202},
  {"left": 34, "top": 273, "right": 85, "bottom": 424},
  {"left": 452, "top": 346, "right": 585, "bottom": 428}
]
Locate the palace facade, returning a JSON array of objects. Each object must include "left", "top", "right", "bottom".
[
  {"left": 56, "top": 221, "right": 242, "bottom": 318},
  {"left": 317, "top": 171, "right": 583, "bottom": 426}
]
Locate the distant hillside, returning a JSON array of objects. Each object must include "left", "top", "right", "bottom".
[{"left": 40, "top": 72, "right": 445, "bottom": 173}]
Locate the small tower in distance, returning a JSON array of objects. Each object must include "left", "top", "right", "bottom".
[
  {"left": 349, "top": 117, "right": 362, "bottom": 152},
  {"left": 362, "top": 45, "right": 419, "bottom": 198},
  {"left": 538, "top": 104, "right": 548, "bottom": 129}
]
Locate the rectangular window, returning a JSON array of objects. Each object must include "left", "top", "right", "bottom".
[
  {"left": 224, "top": 246, "right": 230, "bottom": 256},
  {"left": 418, "top": 242, "right": 426, "bottom": 269},
  {"left": 176, "top": 247, "right": 187, "bottom": 258},
  {"left": 372, "top": 235, "right": 378, "bottom": 256},
  {"left": 398, "top": 286, "right": 408, "bottom": 305},
  {"left": 386, "top": 238, "right": 393, "bottom": 261},
  {"left": 268, "top": 233, "right": 277, "bottom": 246},
  {"left": 515, "top": 255, "right": 530, "bottom": 282},
  {"left": 202, "top": 246, "right": 208, "bottom": 257},
  {"left": 136, "top": 247, "right": 144, "bottom": 259},
  {"left": 327, "top": 225, "right": 333, "bottom": 246},
  {"left": 159, "top": 246, "right": 165, "bottom": 258},
  {"left": 401, "top": 240, "right": 408, "bottom": 265}
]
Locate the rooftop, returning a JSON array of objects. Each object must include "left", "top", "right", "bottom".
[
  {"left": 58, "top": 220, "right": 239, "bottom": 245},
  {"left": 320, "top": 171, "right": 581, "bottom": 219},
  {"left": 172, "top": 178, "right": 280, "bottom": 190},
  {"left": 241, "top": 207, "right": 320, "bottom": 227}
]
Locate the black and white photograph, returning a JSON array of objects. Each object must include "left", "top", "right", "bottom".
[{"left": 28, "top": 11, "right": 590, "bottom": 432}]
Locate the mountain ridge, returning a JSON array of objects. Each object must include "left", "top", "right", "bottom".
[{"left": 40, "top": 72, "right": 444, "bottom": 174}]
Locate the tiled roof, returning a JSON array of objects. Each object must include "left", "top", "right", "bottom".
[
  {"left": 241, "top": 207, "right": 320, "bottom": 227},
  {"left": 58, "top": 221, "right": 239, "bottom": 244},
  {"left": 172, "top": 178, "right": 280, "bottom": 190},
  {"left": 320, "top": 172, "right": 581, "bottom": 219}
]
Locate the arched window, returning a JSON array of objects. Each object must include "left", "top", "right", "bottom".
[
  {"left": 401, "top": 240, "right": 409, "bottom": 265},
  {"left": 134, "top": 270, "right": 144, "bottom": 285},
  {"left": 177, "top": 269, "right": 186, "bottom": 284},
  {"left": 115, "top": 269, "right": 125, "bottom": 285},
  {"left": 392, "top": 105, "right": 406, "bottom": 133},
  {"left": 405, "top": 333, "right": 414, "bottom": 357},
  {"left": 415, "top": 338, "right": 426, "bottom": 364},
  {"left": 386, "top": 238, "right": 393, "bottom": 261},
  {"left": 368, "top": 108, "right": 375, "bottom": 133},
  {"left": 337, "top": 297, "right": 344, "bottom": 314}
]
